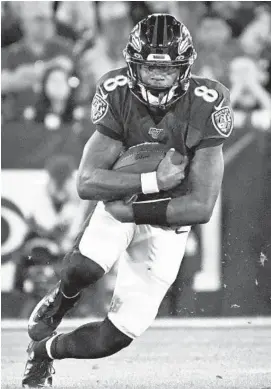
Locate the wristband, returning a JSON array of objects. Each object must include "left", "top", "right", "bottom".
[
  {"left": 132, "top": 198, "right": 171, "bottom": 226},
  {"left": 141, "top": 172, "right": 159, "bottom": 194}
]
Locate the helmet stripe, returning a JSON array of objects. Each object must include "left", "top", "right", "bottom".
[
  {"left": 151, "top": 15, "right": 159, "bottom": 46},
  {"left": 163, "top": 15, "right": 168, "bottom": 45}
]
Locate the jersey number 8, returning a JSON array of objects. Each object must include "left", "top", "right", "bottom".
[{"left": 194, "top": 86, "right": 218, "bottom": 103}]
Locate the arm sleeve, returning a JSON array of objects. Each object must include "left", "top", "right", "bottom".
[{"left": 196, "top": 87, "right": 234, "bottom": 150}]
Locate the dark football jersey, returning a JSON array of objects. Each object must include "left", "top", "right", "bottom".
[{"left": 90, "top": 67, "right": 233, "bottom": 164}]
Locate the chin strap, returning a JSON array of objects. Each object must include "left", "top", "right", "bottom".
[{"left": 140, "top": 84, "right": 178, "bottom": 107}]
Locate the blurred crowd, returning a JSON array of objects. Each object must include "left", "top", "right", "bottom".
[
  {"left": 2, "top": 1, "right": 271, "bottom": 317},
  {"left": 2, "top": 1, "right": 271, "bottom": 130}
]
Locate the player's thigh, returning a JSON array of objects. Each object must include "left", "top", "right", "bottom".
[
  {"left": 78, "top": 201, "right": 135, "bottom": 273},
  {"left": 130, "top": 225, "right": 191, "bottom": 285},
  {"left": 108, "top": 227, "right": 190, "bottom": 338}
]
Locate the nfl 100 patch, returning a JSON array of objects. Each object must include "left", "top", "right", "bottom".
[
  {"left": 211, "top": 106, "right": 233, "bottom": 137},
  {"left": 148, "top": 127, "right": 164, "bottom": 140},
  {"left": 91, "top": 93, "right": 109, "bottom": 124}
]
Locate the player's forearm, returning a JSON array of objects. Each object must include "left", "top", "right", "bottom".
[
  {"left": 166, "top": 195, "right": 212, "bottom": 226},
  {"left": 77, "top": 169, "right": 142, "bottom": 201},
  {"left": 132, "top": 194, "right": 214, "bottom": 227}
]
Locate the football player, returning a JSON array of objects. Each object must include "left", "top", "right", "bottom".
[{"left": 22, "top": 14, "right": 233, "bottom": 387}]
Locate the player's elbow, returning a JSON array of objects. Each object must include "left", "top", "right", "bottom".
[
  {"left": 170, "top": 199, "right": 213, "bottom": 226},
  {"left": 192, "top": 199, "right": 214, "bottom": 224},
  {"left": 76, "top": 180, "right": 88, "bottom": 200},
  {"left": 187, "top": 205, "right": 212, "bottom": 225},
  {"left": 199, "top": 203, "right": 214, "bottom": 224},
  {"left": 77, "top": 186, "right": 90, "bottom": 200},
  {"left": 77, "top": 171, "right": 98, "bottom": 200},
  {"left": 77, "top": 182, "right": 99, "bottom": 200},
  {"left": 200, "top": 210, "right": 212, "bottom": 224}
]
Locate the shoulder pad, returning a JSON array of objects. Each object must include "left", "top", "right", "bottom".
[
  {"left": 96, "top": 67, "right": 129, "bottom": 93},
  {"left": 189, "top": 76, "right": 233, "bottom": 139},
  {"left": 91, "top": 67, "right": 129, "bottom": 130},
  {"left": 190, "top": 75, "right": 230, "bottom": 103}
]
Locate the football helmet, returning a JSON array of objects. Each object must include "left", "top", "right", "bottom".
[{"left": 123, "top": 14, "right": 197, "bottom": 109}]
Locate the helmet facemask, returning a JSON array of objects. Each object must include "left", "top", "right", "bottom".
[{"left": 125, "top": 57, "right": 192, "bottom": 109}]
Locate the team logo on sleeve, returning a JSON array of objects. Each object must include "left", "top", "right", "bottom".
[
  {"left": 211, "top": 106, "right": 233, "bottom": 137},
  {"left": 91, "top": 93, "right": 109, "bottom": 124}
]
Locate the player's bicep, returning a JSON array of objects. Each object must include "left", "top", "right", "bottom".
[
  {"left": 78, "top": 131, "right": 123, "bottom": 174},
  {"left": 189, "top": 144, "right": 224, "bottom": 212}
]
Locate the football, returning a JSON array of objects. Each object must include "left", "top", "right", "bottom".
[
  {"left": 112, "top": 142, "right": 189, "bottom": 200},
  {"left": 113, "top": 142, "right": 184, "bottom": 173}
]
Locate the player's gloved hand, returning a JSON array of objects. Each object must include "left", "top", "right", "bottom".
[{"left": 156, "top": 148, "right": 188, "bottom": 191}]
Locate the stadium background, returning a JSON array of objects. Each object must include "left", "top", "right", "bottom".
[{"left": 2, "top": 1, "right": 271, "bottom": 320}]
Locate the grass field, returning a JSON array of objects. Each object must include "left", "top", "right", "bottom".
[{"left": 2, "top": 320, "right": 271, "bottom": 389}]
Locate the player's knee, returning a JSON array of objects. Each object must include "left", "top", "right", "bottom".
[{"left": 61, "top": 249, "right": 105, "bottom": 289}]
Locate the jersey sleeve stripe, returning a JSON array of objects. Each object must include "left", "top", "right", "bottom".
[
  {"left": 96, "top": 125, "right": 123, "bottom": 141},
  {"left": 195, "top": 138, "right": 224, "bottom": 150}
]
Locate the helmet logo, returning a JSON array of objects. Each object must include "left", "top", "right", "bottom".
[
  {"left": 130, "top": 24, "right": 142, "bottom": 52},
  {"left": 177, "top": 38, "right": 190, "bottom": 58},
  {"left": 177, "top": 24, "right": 192, "bottom": 59}
]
